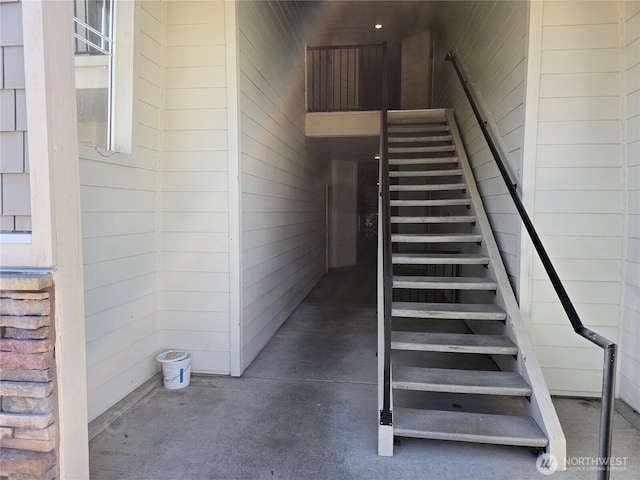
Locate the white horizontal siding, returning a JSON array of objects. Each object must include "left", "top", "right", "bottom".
[
  {"left": 82, "top": 1, "right": 164, "bottom": 421},
  {"left": 87, "top": 330, "right": 159, "bottom": 419},
  {"left": 432, "top": 0, "right": 527, "bottom": 291},
  {"left": 620, "top": 0, "right": 640, "bottom": 412},
  {"left": 531, "top": 301, "right": 620, "bottom": 328},
  {"left": 526, "top": 1, "right": 626, "bottom": 397},
  {"left": 160, "top": 0, "right": 230, "bottom": 375},
  {"left": 238, "top": 1, "right": 326, "bottom": 369},
  {"left": 540, "top": 48, "right": 620, "bottom": 74}
]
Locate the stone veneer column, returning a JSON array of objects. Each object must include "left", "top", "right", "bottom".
[{"left": 0, "top": 272, "right": 57, "bottom": 480}]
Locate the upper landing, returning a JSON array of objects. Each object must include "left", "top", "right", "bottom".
[{"left": 305, "top": 109, "right": 448, "bottom": 138}]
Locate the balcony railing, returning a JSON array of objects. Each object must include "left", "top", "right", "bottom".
[{"left": 307, "top": 44, "right": 384, "bottom": 112}]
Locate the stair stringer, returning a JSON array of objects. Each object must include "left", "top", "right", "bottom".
[{"left": 446, "top": 109, "right": 567, "bottom": 469}]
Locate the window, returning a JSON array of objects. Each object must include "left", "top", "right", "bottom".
[
  {"left": 74, "top": 0, "right": 112, "bottom": 56},
  {"left": 73, "top": 0, "right": 113, "bottom": 149},
  {"left": 73, "top": 0, "right": 132, "bottom": 153}
]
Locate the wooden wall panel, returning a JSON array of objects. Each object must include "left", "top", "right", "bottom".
[
  {"left": 81, "top": 1, "right": 163, "bottom": 421},
  {"left": 432, "top": 0, "right": 527, "bottom": 291},
  {"left": 526, "top": 0, "right": 625, "bottom": 397},
  {"left": 159, "top": 0, "right": 231, "bottom": 375},
  {"left": 620, "top": 0, "right": 640, "bottom": 411},
  {"left": 238, "top": 1, "right": 326, "bottom": 369}
]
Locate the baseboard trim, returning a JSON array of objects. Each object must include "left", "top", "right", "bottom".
[
  {"left": 88, "top": 373, "right": 162, "bottom": 440},
  {"left": 615, "top": 399, "right": 640, "bottom": 431}
]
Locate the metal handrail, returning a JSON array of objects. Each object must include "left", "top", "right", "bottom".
[
  {"left": 445, "top": 49, "right": 617, "bottom": 480},
  {"left": 379, "top": 42, "right": 392, "bottom": 427}
]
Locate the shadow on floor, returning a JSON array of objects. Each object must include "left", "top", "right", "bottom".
[{"left": 90, "top": 262, "right": 640, "bottom": 479}]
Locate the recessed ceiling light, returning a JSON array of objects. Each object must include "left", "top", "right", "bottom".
[{"left": 374, "top": 24, "right": 383, "bottom": 30}]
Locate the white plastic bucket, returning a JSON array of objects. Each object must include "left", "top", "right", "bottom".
[{"left": 156, "top": 350, "right": 191, "bottom": 390}]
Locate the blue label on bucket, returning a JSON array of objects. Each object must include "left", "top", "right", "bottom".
[{"left": 180, "top": 368, "right": 184, "bottom": 383}]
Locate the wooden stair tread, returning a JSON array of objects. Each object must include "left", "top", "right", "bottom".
[
  {"left": 389, "top": 145, "right": 455, "bottom": 154},
  {"left": 391, "top": 216, "right": 476, "bottom": 223},
  {"left": 390, "top": 183, "right": 466, "bottom": 192},
  {"left": 392, "top": 233, "right": 482, "bottom": 243},
  {"left": 389, "top": 169, "right": 462, "bottom": 177},
  {"left": 393, "top": 276, "right": 498, "bottom": 290},
  {"left": 389, "top": 157, "right": 458, "bottom": 166},
  {"left": 390, "top": 199, "right": 470, "bottom": 207},
  {"left": 388, "top": 111, "right": 447, "bottom": 123},
  {"left": 391, "top": 331, "right": 517, "bottom": 354},
  {"left": 388, "top": 118, "right": 447, "bottom": 125},
  {"left": 389, "top": 135, "right": 453, "bottom": 143},
  {"left": 392, "top": 302, "right": 506, "bottom": 320},
  {"left": 394, "top": 408, "right": 548, "bottom": 447},
  {"left": 392, "top": 367, "right": 531, "bottom": 396},
  {"left": 392, "top": 253, "right": 489, "bottom": 265},
  {"left": 388, "top": 125, "right": 450, "bottom": 134}
]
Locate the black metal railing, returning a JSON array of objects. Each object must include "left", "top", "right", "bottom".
[
  {"left": 378, "top": 42, "right": 393, "bottom": 427},
  {"left": 307, "top": 44, "right": 384, "bottom": 112},
  {"left": 446, "top": 49, "right": 617, "bottom": 480}
]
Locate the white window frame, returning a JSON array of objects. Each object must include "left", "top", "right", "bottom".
[{"left": 73, "top": 0, "right": 133, "bottom": 153}]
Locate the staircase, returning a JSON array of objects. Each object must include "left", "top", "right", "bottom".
[{"left": 377, "top": 109, "right": 566, "bottom": 464}]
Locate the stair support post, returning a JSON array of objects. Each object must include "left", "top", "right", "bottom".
[
  {"left": 377, "top": 41, "right": 394, "bottom": 456},
  {"left": 597, "top": 343, "right": 617, "bottom": 480}
]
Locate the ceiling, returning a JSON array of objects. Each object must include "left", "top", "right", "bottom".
[
  {"left": 303, "top": 1, "right": 453, "bottom": 164},
  {"left": 304, "top": 1, "right": 448, "bottom": 46}
]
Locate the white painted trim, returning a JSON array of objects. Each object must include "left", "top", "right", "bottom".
[
  {"left": 109, "top": 0, "right": 135, "bottom": 154},
  {"left": 519, "top": 0, "right": 543, "bottom": 332},
  {"left": 1, "top": 1, "right": 55, "bottom": 268},
  {"left": 306, "top": 111, "right": 380, "bottom": 137},
  {"left": 226, "top": 0, "right": 243, "bottom": 377},
  {"left": 378, "top": 425, "right": 394, "bottom": 456},
  {"left": 75, "top": 55, "right": 110, "bottom": 68},
  {"left": 20, "top": 1, "right": 90, "bottom": 478},
  {"left": 0, "top": 233, "right": 32, "bottom": 244},
  {"left": 615, "top": 0, "right": 626, "bottom": 401}
]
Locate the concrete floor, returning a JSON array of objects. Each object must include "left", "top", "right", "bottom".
[{"left": 90, "top": 265, "right": 640, "bottom": 479}]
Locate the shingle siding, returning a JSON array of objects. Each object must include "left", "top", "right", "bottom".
[{"left": 0, "top": 0, "right": 29, "bottom": 232}]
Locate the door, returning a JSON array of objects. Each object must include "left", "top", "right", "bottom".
[{"left": 329, "top": 159, "right": 357, "bottom": 267}]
